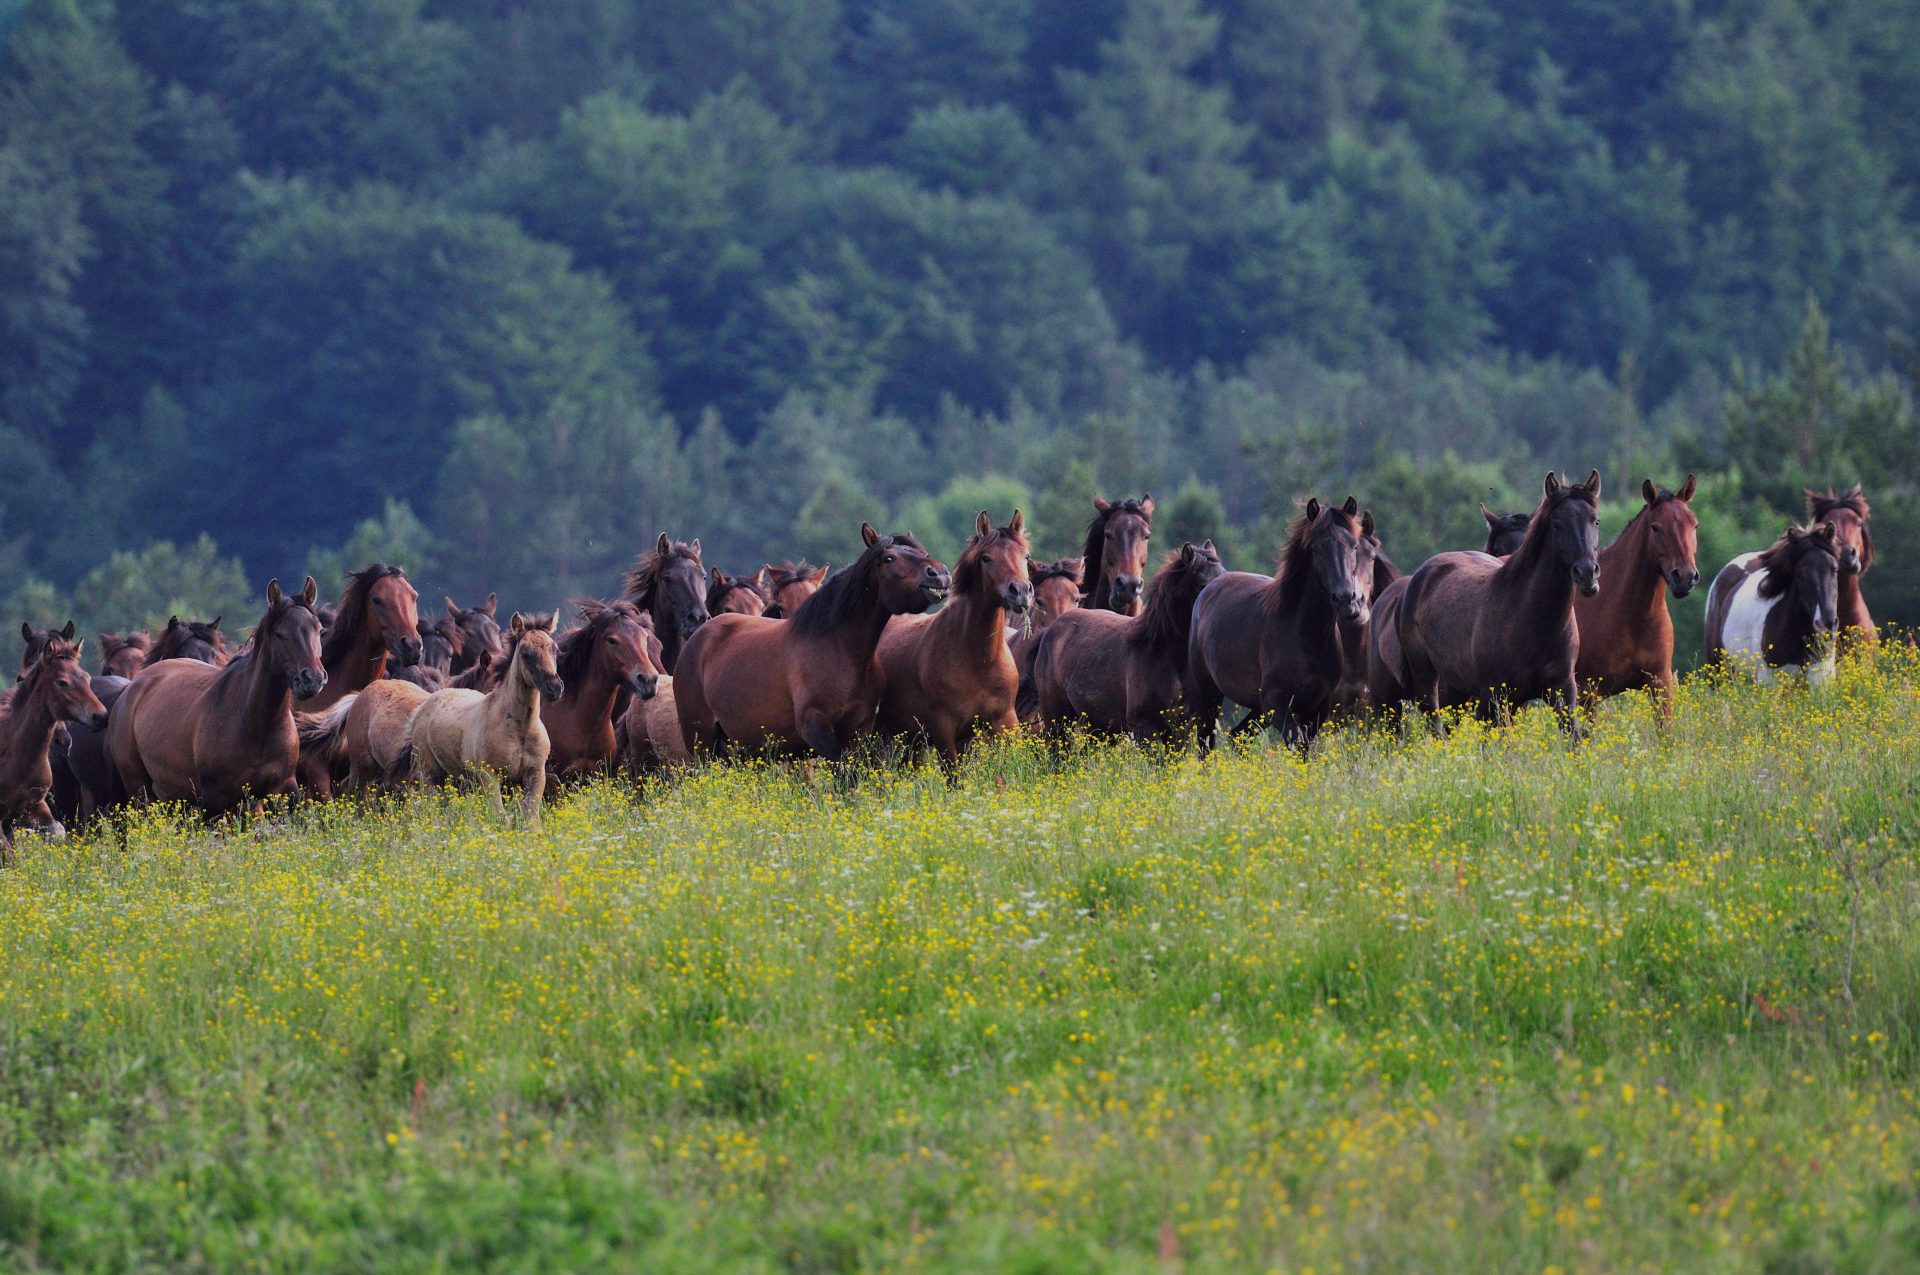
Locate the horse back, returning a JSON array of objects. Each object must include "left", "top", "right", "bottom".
[
  {"left": 1188, "top": 572, "right": 1270, "bottom": 709},
  {"left": 1702, "top": 553, "right": 1760, "bottom": 664},
  {"left": 1033, "top": 609, "right": 1134, "bottom": 730}
]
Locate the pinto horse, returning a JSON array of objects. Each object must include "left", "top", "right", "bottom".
[
  {"left": 1806, "top": 486, "right": 1876, "bottom": 653},
  {"left": 626, "top": 534, "right": 710, "bottom": 673},
  {"left": 1703, "top": 523, "right": 1841, "bottom": 685},
  {"left": 544, "top": 599, "right": 662, "bottom": 777},
  {"left": 108, "top": 578, "right": 327, "bottom": 816},
  {"left": 1011, "top": 557, "right": 1085, "bottom": 722},
  {"left": 762, "top": 562, "right": 829, "bottom": 619},
  {"left": 0, "top": 634, "right": 108, "bottom": 860},
  {"left": 1573, "top": 477, "right": 1700, "bottom": 704},
  {"left": 98, "top": 632, "right": 151, "bottom": 679},
  {"left": 1189, "top": 498, "right": 1377, "bottom": 749},
  {"left": 1031, "top": 540, "right": 1224, "bottom": 742},
  {"left": 675, "top": 524, "right": 950, "bottom": 760},
  {"left": 877, "top": 511, "right": 1033, "bottom": 764},
  {"left": 1080, "top": 495, "right": 1155, "bottom": 614},
  {"left": 1397, "top": 471, "right": 1602, "bottom": 728},
  {"left": 708, "top": 569, "right": 770, "bottom": 618}
]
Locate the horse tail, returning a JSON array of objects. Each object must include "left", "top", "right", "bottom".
[
  {"left": 381, "top": 709, "right": 420, "bottom": 789},
  {"left": 296, "top": 695, "right": 356, "bottom": 765}
]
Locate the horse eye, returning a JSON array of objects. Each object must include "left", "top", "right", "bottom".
[{"left": 883, "top": 554, "right": 894, "bottom": 563}]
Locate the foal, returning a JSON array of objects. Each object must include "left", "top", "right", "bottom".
[{"left": 0, "top": 635, "right": 108, "bottom": 860}]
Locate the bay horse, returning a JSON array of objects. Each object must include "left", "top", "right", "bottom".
[
  {"left": 1031, "top": 540, "right": 1224, "bottom": 742},
  {"left": 1368, "top": 502, "right": 1528, "bottom": 712},
  {"left": 1481, "top": 505, "right": 1531, "bottom": 556},
  {"left": 1080, "top": 494, "right": 1155, "bottom": 614},
  {"left": 615, "top": 617, "right": 688, "bottom": 771},
  {"left": 1573, "top": 476, "right": 1699, "bottom": 705},
  {"left": 1, "top": 623, "right": 72, "bottom": 713},
  {"left": 1703, "top": 523, "right": 1841, "bottom": 685},
  {"left": 1011, "top": 557, "right": 1085, "bottom": 721},
  {"left": 307, "top": 564, "right": 423, "bottom": 713},
  {"left": 544, "top": 599, "right": 662, "bottom": 777},
  {"left": 108, "top": 577, "right": 327, "bottom": 816},
  {"left": 877, "top": 511, "right": 1033, "bottom": 764},
  {"left": 391, "top": 617, "right": 457, "bottom": 691},
  {"left": 151, "top": 616, "right": 229, "bottom": 665},
  {"left": 1397, "top": 470, "right": 1602, "bottom": 729},
  {"left": 625, "top": 534, "right": 710, "bottom": 672},
  {"left": 1188, "top": 498, "right": 1377, "bottom": 749},
  {"left": 443, "top": 594, "right": 503, "bottom": 675},
  {"left": 1807, "top": 486, "right": 1876, "bottom": 653},
  {"left": 708, "top": 568, "right": 770, "bottom": 618},
  {"left": 98, "top": 632, "right": 151, "bottom": 679},
  {"left": 0, "top": 634, "right": 108, "bottom": 860},
  {"left": 675, "top": 524, "right": 950, "bottom": 761},
  {"left": 763, "top": 562, "right": 828, "bottom": 618},
  {"left": 394, "top": 612, "right": 563, "bottom": 827}
]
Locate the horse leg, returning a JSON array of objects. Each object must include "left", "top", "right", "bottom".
[
  {"left": 1550, "top": 679, "right": 1583, "bottom": 739},
  {"left": 518, "top": 768, "right": 544, "bottom": 829},
  {"left": 479, "top": 770, "right": 508, "bottom": 821},
  {"left": 797, "top": 709, "right": 843, "bottom": 763}
]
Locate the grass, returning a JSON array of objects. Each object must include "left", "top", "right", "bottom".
[{"left": 4, "top": 656, "right": 1920, "bottom": 1272}]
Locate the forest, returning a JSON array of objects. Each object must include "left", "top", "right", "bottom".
[{"left": 5, "top": 0, "right": 1920, "bottom": 664}]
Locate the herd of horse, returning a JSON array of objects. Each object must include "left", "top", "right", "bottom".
[{"left": 0, "top": 477, "right": 1879, "bottom": 852}]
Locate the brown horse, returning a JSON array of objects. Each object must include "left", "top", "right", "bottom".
[
  {"left": 1481, "top": 505, "right": 1531, "bottom": 557},
  {"left": 298, "top": 680, "right": 428, "bottom": 797},
  {"left": 1011, "top": 557, "right": 1085, "bottom": 721},
  {"left": 1807, "top": 486, "right": 1875, "bottom": 653},
  {"left": 442, "top": 594, "right": 503, "bottom": 675},
  {"left": 708, "top": 568, "right": 770, "bottom": 618},
  {"left": 626, "top": 534, "right": 710, "bottom": 673},
  {"left": 1369, "top": 504, "right": 1528, "bottom": 711},
  {"left": 151, "top": 616, "right": 230, "bottom": 665},
  {"left": 0, "top": 634, "right": 108, "bottom": 859},
  {"left": 108, "top": 578, "right": 327, "bottom": 816},
  {"left": 1188, "top": 498, "right": 1377, "bottom": 749},
  {"left": 1, "top": 623, "right": 71, "bottom": 712},
  {"left": 615, "top": 617, "right": 687, "bottom": 772},
  {"left": 1573, "top": 476, "right": 1699, "bottom": 704},
  {"left": 1397, "top": 471, "right": 1602, "bottom": 728},
  {"left": 1032, "top": 540, "right": 1224, "bottom": 742},
  {"left": 1333, "top": 531, "right": 1399, "bottom": 715},
  {"left": 306, "top": 564, "right": 423, "bottom": 713},
  {"left": 544, "top": 599, "right": 662, "bottom": 777},
  {"left": 391, "top": 617, "right": 457, "bottom": 691},
  {"left": 675, "top": 524, "right": 950, "bottom": 760},
  {"left": 763, "top": 561, "right": 829, "bottom": 619},
  {"left": 98, "top": 632, "right": 151, "bottom": 679},
  {"left": 1080, "top": 494, "right": 1155, "bottom": 614},
  {"left": 877, "top": 511, "right": 1033, "bottom": 764}
]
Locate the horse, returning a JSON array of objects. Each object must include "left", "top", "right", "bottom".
[
  {"left": 614, "top": 617, "right": 687, "bottom": 771},
  {"left": 1481, "top": 505, "right": 1531, "bottom": 557},
  {"left": 1188, "top": 498, "right": 1377, "bottom": 749},
  {"left": 306, "top": 564, "right": 423, "bottom": 713},
  {"left": 390, "top": 617, "right": 457, "bottom": 691},
  {"left": 1396, "top": 471, "right": 1602, "bottom": 729},
  {"left": 625, "top": 534, "right": 710, "bottom": 673},
  {"left": 1080, "top": 494, "right": 1155, "bottom": 614},
  {"left": 762, "top": 562, "right": 829, "bottom": 619},
  {"left": 1573, "top": 477, "right": 1700, "bottom": 705},
  {"left": 1333, "top": 531, "right": 1398, "bottom": 716},
  {"left": 675, "top": 524, "right": 950, "bottom": 761},
  {"left": 443, "top": 594, "right": 504, "bottom": 675},
  {"left": 1703, "top": 523, "right": 1842, "bottom": 685},
  {"left": 1011, "top": 557, "right": 1086, "bottom": 721},
  {"left": 98, "top": 632, "right": 151, "bottom": 679},
  {"left": 1031, "top": 540, "right": 1224, "bottom": 743},
  {"left": 544, "top": 599, "right": 662, "bottom": 777},
  {"left": 150, "top": 616, "right": 229, "bottom": 665},
  {"left": 708, "top": 568, "right": 770, "bottom": 618},
  {"left": 0, "top": 623, "right": 72, "bottom": 713},
  {"left": 393, "top": 613, "right": 563, "bottom": 827},
  {"left": 107, "top": 578, "right": 327, "bottom": 816},
  {"left": 1807, "top": 486, "right": 1876, "bottom": 653},
  {"left": 0, "top": 634, "right": 108, "bottom": 860},
  {"left": 877, "top": 511, "right": 1033, "bottom": 765}
]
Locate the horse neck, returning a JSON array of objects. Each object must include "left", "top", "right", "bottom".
[
  {"left": 219, "top": 650, "right": 294, "bottom": 738},
  {"left": 1598, "top": 515, "right": 1665, "bottom": 618},
  {"left": 1494, "top": 527, "right": 1576, "bottom": 622},
  {"left": 328, "top": 612, "right": 389, "bottom": 691},
  {"left": 810, "top": 578, "right": 897, "bottom": 666},
  {"left": 486, "top": 655, "right": 546, "bottom": 737},
  {"left": 555, "top": 651, "right": 619, "bottom": 732},
  {"left": 0, "top": 677, "right": 59, "bottom": 773},
  {"left": 648, "top": 596, "right": 684, "bottom": 670},
  {"left": 935, "top": 582, "right": 1008, "bottom": 663},
  {"left": 1839, "top": 570, "right": 1868, "bottom": 619}
]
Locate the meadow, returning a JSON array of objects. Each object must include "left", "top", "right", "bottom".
[{"left": 3, "top": 659, "right": 1920, "bottom": 1273}]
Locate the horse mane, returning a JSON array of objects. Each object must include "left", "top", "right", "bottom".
[
  {"left": 1754, "top": 525, "right": 1834, "bottom": 600},
  {"left": 1080, "top": 499, "right": 1152, "bottom": 603},
  {"left": 624, "top": 540, "right": 701, "bottom": 609},
  {"left": 100, "top": 631, "right": 150, "bottom": 655},
  {"left": 789, "top": 534, "right": 925, "bottom": 639},
  {"left": 555, "top": 599, "right": 640, "bottom": 686},
  {"left": 1807, "top": 485, "right": 1873, "bottom": 569},
  {"left": 321, "top": 563, "right": 407, "bottom": 665},
  {"left": 503, "top": 612, "right": 557, "bottom": 667},
  {"left": 152, "top": 618, "right": 225, "bottom": 662},
  {"left": 706, "top": 572, "right": 770, "bottom": 613},
  {"left": 1029, "top": 558, "right": 1084, "bottom": 587},
  {"left": 1507, "top": 483, "right": 1598, "bottom": 574},
  {"left": 1262, "top": 504, "right": 1359, "bottom": 616},
  {"left": 952, "top": 521, "right": 1032, "bottom": 597},
  {"left": 231, "top": 594, "right": 316, "bottom": 671},
  {"left": 1127, "top": 544, "right": 1220, "bottom": 654}
]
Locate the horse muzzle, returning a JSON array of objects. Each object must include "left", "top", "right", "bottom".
[
  {"left": 1002, "top": 583, "right": 1034, "bottom": 614},
  {"left": 1668, "top": 568, "right": 1699, "bottom": 598},
  {"left": 540, "top": 675, "right": 565, "bottom": 702},
  {"left": 393, "top": 635, "right": 425, "bottom": 667},
  {"left": 1109, "top": 575, "right": 1143, "bottom": 608},
  {"left": 630, "top": 672, "right": 659, "bottom": 701},
  {"left": 1573, "top": 566, "right": 1601, "bottom": 598},
  {"left": 919, "top": 568, "right": 952, "bottom": 606},
  {"left": 82, "top": 710, "right": 109, "bottom": 732},
  {"left": 291, "top": 669, "right": 327, "bottom": 701},
  {"left": 678, "top": 611, "right": 709, "bottom": 641}
]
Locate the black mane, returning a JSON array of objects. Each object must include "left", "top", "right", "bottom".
[
  {"left": 321, "top": 563, "right": 408, "bottom": 666},
  {"left": 789, "top": 533, "right": 925, "bottom": 639}
]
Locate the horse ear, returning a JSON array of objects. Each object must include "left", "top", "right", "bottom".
[
  {"left": 509, "top": 611, "right": 526, "bottom": 634},
  {"left": 60, "top": 620, "right": 75, "bottom": 642},
  {"left": 1180, "top": 542, "right": 1196, "bottom": 561},
  {"left": 656, "top": 532, "right": 671, "bottom": 556},
  {"left": 1065, "top": 557, "right": 1085, "bottom": 583},
  {"left": 483, "top": 592, "right": 498, "bottom": 616},
  {"left": 1678, "top": 473, "right": 1696, "bottom": 502},
  {"left": 1543, "top": 471, "right": 1561, "bottom": 495},
  {"left": 976, "top": 510, "right": 992, "bottom": 539},
  {"left": 1139, "top": 493, "right": 1154, "bottom": 518},
  {"left": 1342, "top": 495, "right": 1359, "bottom": 517},
  {"left": 445, "top": 596, "right": 461, "bottom": 619},
  {"left": 267, "top": 579, "right": 283, "bottom": 607},
  {"left": 1642, "top": 478, "right": 1657, "bottom": 505},
  {"left": 710, "top": 567, "right": 724, "bottom": 588},
  {"left": 166, "top": 616, "right": 180, "bottom": 631},
  {"left": 1202, "top": 538, "right": 1217, "bottom": 554},
  {"left": 1584, "top": 469, "right": 1602, "bottom": 497},
  {"left": 1009, "top": 509, "right": 1025, "bottom": 538},
  {"left": 690, "top": 538, "right": 701, "bottom": 560},
  {"left": 1480, "top": 502, "right": 1496, "bottom": 526},
  {"left": 1093, "top": 496, "right": 1111, "bottom": 514},
  {"left": 814, "top": 564, "right": 830, "bottom": 582},
  {"left": 1304, "top": 497, "right": 1321, "bottom": 522},
  {"left": 209, "top": 617, "right": 221, "bottom": 630},
  {"left": 300, "top": 576, "right": 320, "bottom": 608},
  {"left": 1815, "top": 521, "right": 1837, "bottom": 542},
  {"left": 1362, "top": 510, "right": 1376, "bottom": 538},
  {"left": 861, "top": 522, "right": 880, "bottom": 547},
  {"left": 19, "top": 622, "right": 31, "bottom": 643},
  {"left": 1847, "top": 482, "right": 1863, "bottom": 500}
]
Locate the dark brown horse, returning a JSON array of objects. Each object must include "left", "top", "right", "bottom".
[
  {"left": 675, "top": 524, "right": 949, "bottom": 760},
  {"left": 391, "top": 616, "right": 457, "bottom": 690},
  {"left": 1188, "top": 498, "right": 1377, "bottom": 749},
  {"left": 151, "top": 616, "right": 230, "bottom": 665},
  {"left": 108, "top": 578, "right": 327, "bottom": 816},
  {"left": 1481, "top": 505, "right": 1531, "bottom": 556},
  {"left": 1397, "top": 471, "right": 1602, "bottom": 728},
  {"left": 98, "top": 632, "right": 151, "bottom": 679},
  {"left": 626, "top": 534, "right": 710, "bottom": 673},
  {"left": 1807, "top": 486, "right": 1875, "bottom": 653},
  {"left": 1703, "top": 522, "right": 1842, "bottom": 683},
  {"left": 1031, "top": 540, "right": 1224, "bottom": 742},
  {"left": 877, "top": 511, "right": 1033, "bottom": 764},
  {"left": 0, "top": 634, "right": 108, "bottom": 860},
  {"left": 762, "top": 562, "right": 829, "bottom": 619},
  {"left": 708, "top": 568, "right": 771, "bottom": 618},
  {"left": 1011, "top": 557, "right": 1085, "bottom": 722},
  {"left": 1333, "top": 530, "right": 1399, "bottom": 715},
  {"left": 443, "top": 594, "right": 503, "bottom": 675},
  {"left": 1573, "top": 476, "right": 1700, "bottom": 705},
  {"left": 544, "top": 599, "right": 663, "bottom": 777},
  {"left": 1080, "top": 494, "right": 1155, "bottom": 614},
  {"left": 1369, "top": 504, "right": 1528, "bottom": 711}
]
